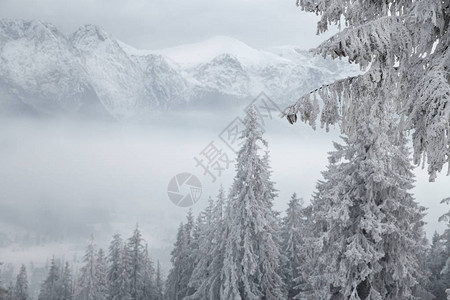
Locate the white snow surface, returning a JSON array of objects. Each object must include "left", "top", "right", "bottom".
[{"left": 146, "top": 36, "right": 291, "bottom": 68}]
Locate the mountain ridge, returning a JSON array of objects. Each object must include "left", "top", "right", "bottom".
[{"left": 0, "top": 19, "right": 360, "bottom": 120}]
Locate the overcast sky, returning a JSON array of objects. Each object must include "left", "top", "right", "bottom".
[{"left": 0, "top": 0, "right": 336, "bottom": 49}]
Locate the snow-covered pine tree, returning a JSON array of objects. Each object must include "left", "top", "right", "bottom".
[
  {"left": 76, "top": 236, "right": 104, "bottom": 300},
  {"left": 186, "top": 197, "right": 215, "bottom": 300},
  {"left": 155, "top": 260, "right": 164, "bottom": 300},
  {"left": 284, "top": 0, "right": 450, "bottom": 180},
  {"left": 181, "top": 210, "right": 197, "bottom": 298},
  {"left": 427, "top": 232, "right": 448, "bottom": 299},
  {"left": 205, "top": 186, "right": 227, "bottom": 299},
  {"left": 439, "top": 198, "right": 450, "bottom": 300},
  {"left": 59, "top": 262, "right": 73, "bottom": 300},
  {"left": 187, "top": 187, "right": 227, "bottom": 300},
  {"left": 281, "top": 193, "right": 307, "bottom": 299},
  {"left": 0, "top": 262, "right": 6, "bottom": 300},
  {"left": 107, "top": 234, "right": 131, "bottom": 300},
  {"left": 166, "top": 211, "right": 196, "bottom": 300},
  {"left": 295, "top": 203, "right": 316, "bottom": 300},
  {"left": 95, "top": 248, "right": 108, "bottom": 300},
  {"left": 141, "top": 243, "right": 156, "bottom": 300},
  {"left": 14, "top": 264, "right": 28, "bottom": 300},
  {"left": 221, "top": 105, "right": 285, "bottom": 300},
  {"left": 301, "top": 153, "right": 345, "bottom": 300},
  {"left": 38, "top": 257, "right": 60, "bottom": 300},
  {"left": 126, "top": 225, "right": 147, "bottom": 300},
  {"left": 184, "top": 212, "right": 206, "bottom": 298},
  {"left": 305, "top": 113, "right": 429, "bottom": 299},
  {"left": 165, "top": 223, "right": 184, "bottom": 300}
]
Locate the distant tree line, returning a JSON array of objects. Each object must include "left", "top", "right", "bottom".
[{"left": 0, "top": 227, "right": 164, "bottom": 300}]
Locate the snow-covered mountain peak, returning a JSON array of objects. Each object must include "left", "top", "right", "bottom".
[
  {"left": 209, "top": 53, "right": 243, "bottom": 68},
  {"left": 117, "top": 40, "right": 154, "bottom": 57},
  {"left": 0, "top": 19, "right": 62, "bottom": 42},
  {"left": 72, "top": 24, "right": 108, "bottom": 39},
  {"left": 0, "top": 19, "right": 361, "bottom": 119},
  {"left": 152, "top": 35, "right": 290, "bottom": 68},
  {"left": 70, "top": 24, "right": 119, "bottom": 53}
]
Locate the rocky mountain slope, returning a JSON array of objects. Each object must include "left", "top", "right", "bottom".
[{"left": 0, "top": 19, "right": 360, "bottom": 120}]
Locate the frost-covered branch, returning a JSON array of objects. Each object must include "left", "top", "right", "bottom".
[
  {"left": 439, "top": 197, "right": 450, "bottom": 222},
  {"left": 286, "top": 0, "right": 450, "bottom": 179},
  {"left": 283, "top": 71, "right": 390, "bottom": 134},
  {"left": 315, "top": 16, "right": 412, "bottom": 70},
  {"left": 296, "top": 0, "right": 414, "bottom": 33},
  {"left": 406, "top": 58, "right": 450, "bottom": 179}
]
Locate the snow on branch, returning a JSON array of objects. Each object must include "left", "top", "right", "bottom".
[
  {"left": 287, "top": 0, "right": 450, "bottom": 179},
  {"left": 439, "top": 197, "right": 450, "bottom": 222},
  {"left": 284, "top": 59, "right": 450, "bottom": 180},
  {"left": 296, "top": 0, "right": 413, "bottom": 34},
  {"left": 406, "top": 56, "right": 450, "bottom": 180},
  {"left": 282, "top": 73, "right": 371, "bottom": 133},
  {"left": 314, "top": 16, "right": 412, "bottom": 70}
]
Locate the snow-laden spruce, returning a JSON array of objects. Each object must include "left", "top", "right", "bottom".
[
  {"left": 105, "top": 227, "right": 156, "bottom": 300},
  {"left": 60, "top": 262, "right": 74, "bottom": 300},
  {"left": 221, "top": 105, "right": 285, "bottom": 300},
  {"left": 427, "top": 231, "right": 450, "bottom": 299},
  {"left": 167, "top": 107, "right": 286, "bottom": 299},
  {"left": 75, "top": 237, "right": 107, "bottom": 300},
  {"left": 303, "top": 106, "right": 429, "bottom": 299},
  {"left": 437, "top": 197, "right": 450, "bottom": 300},
  {"left": 14, "top": 265, "right": 28, "bottom": 300},
  {"left": 166, "top": 211, "right": 199, "bottom": 300},
  {"left": 154, "top": 261, "right": 164, "bottom": 300},
  {"left": 186, "top": 187, "right": 227, "bottom": 300},
  {"left": 165, "top": 223, "right": 185, "bottom": 300},
  {"left": 38, "top": 257, "right": 70, "bottom": 300},
  {"left": 284, "top": 0, "right": 450, "bottom": 180},
  {"left": 280, "top": 193, "right": 308, "bottom": 299},
  {"left": 107, "top": 234, "right": 131, "bottom": 300},
  {"left": 126, "top": 226, "right": 156, "bottom": 300},
  {"left": 38, "top": 258, "right": 59, "bottom": 300}
]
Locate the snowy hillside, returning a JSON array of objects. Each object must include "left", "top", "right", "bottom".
[
  {"left": 0, "top": 19, "right": 360, "bottom": 120},
  {"left": 150, "top": 36, "right": 290, "bottom": 68},
  {"left": 125, "top": 36, "right": 361, "bottom": 108},
  {"left": 0, "top": 19, "right": 103, "bottom": 116},
  {"left": 70, "top": 24, "right": 148, "bottom": 119}
]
